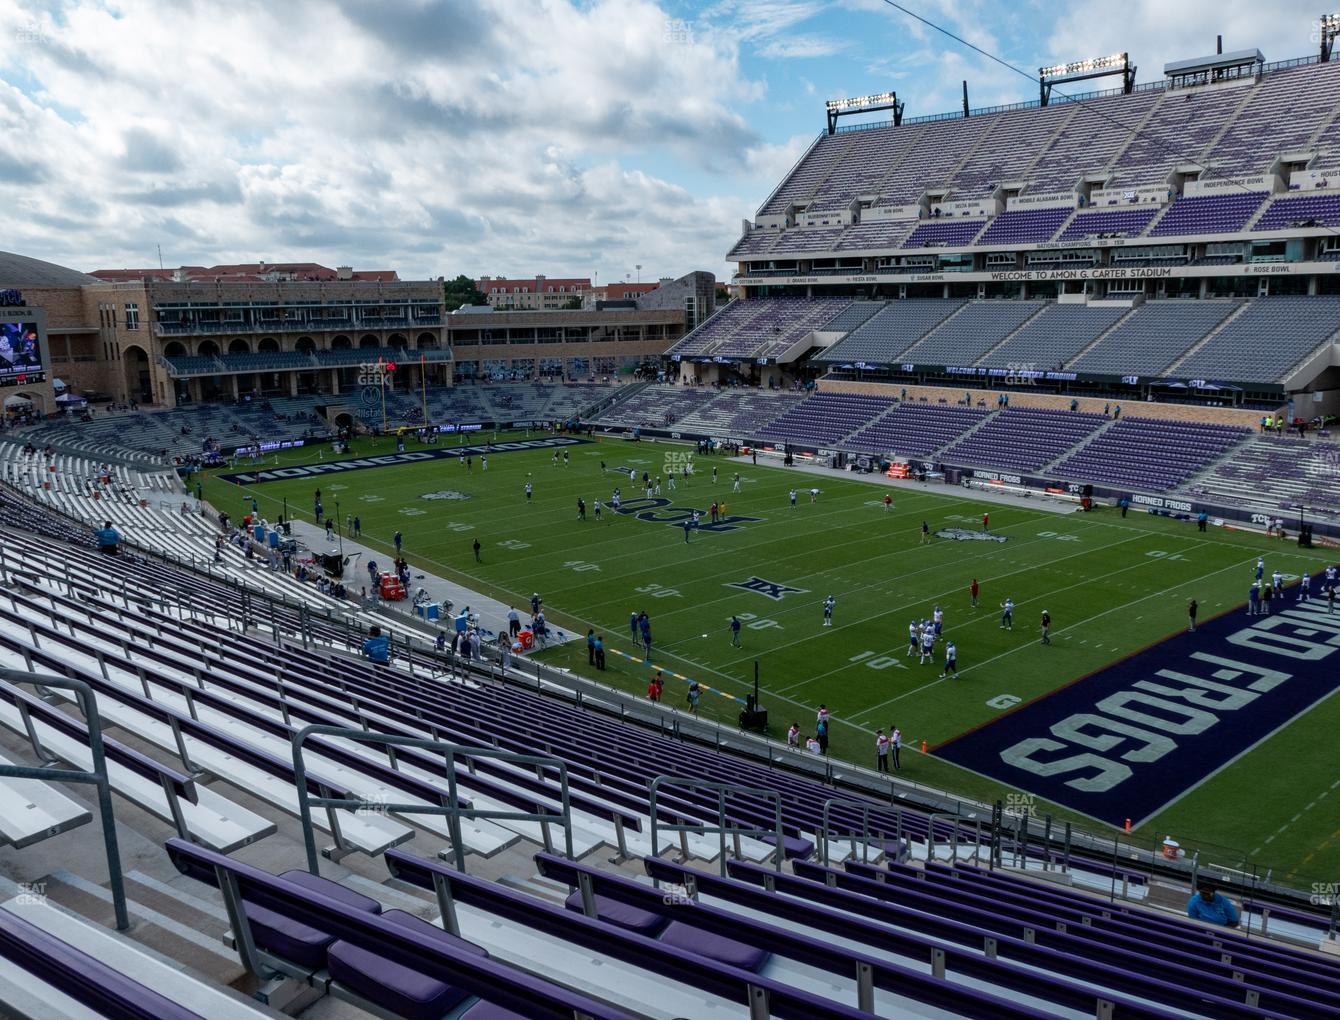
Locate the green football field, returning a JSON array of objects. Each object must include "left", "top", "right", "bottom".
[{"left": 202, "top": 431, "right": 1340, "bottom": 889}]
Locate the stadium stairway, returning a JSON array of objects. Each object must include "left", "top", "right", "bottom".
[
  {"left": 1057, "top": 305, "right": 1141, "bottom": 369},
  {"left": 965, "top": 304, "right": 1048, "bottom": 367},
  {"left": 916, "top": 404, "right": 1001, "bottom": 459},
  {"left": 1160, "top": 301, "right": 1253, "bottom": 376},
  {"left": 1034, "top": 415, "right": 1122, "bottom": 474}
]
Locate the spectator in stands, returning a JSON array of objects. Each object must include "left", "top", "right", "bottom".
[
  {"left": 1186, "top": 880, "right": 1240, "bottom": 928},
  {"left": 362, "top": 625, "right": 390, "bottom": 665},
  {"left": 95, "top": 520, "right": 119, "bottom": 554}
]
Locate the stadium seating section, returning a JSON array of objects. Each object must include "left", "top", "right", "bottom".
[
  {"left": 0, "top": 475, "right": 1335, "bottom": 1016},
  {"left": 10, "top": 41, "right": 1340, "bottom": 1020},
  {"left": 668, "top": 295, "right": 1340, "bottom": 383},
  {"left": 728, "top": 58, "right": 1340, "bottom": 258}
]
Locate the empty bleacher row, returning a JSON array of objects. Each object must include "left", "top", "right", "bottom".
[
  {"left": 1188, "top": 435, "right": 1340, "bottom": 517},
  {"left": 734, "top": 57, "right": 1340, "bottom": 258},
  {"left": 666, "top": 296, "right": 854, "bottom": 360},
  {"left": 24, "top": 383, "right": 613, "bottom": 462},
  {"left": 666, "top": 295, "right": 1340, "bottom": 384},
  {"left": 939, "top": 409, "right": 1108, "bottom": 473},
  {"left": 592, "top": 386, "right": 1273, "bottom": 494},
  {"left": 0, "top": 498, "right": 1336, "bottom": 1016},
  {"left": 1053, "top": 418, "right": 1250, "bottom": 491},
  {"left": 0, "top": 441, "right": 392, "bottom": 623}
]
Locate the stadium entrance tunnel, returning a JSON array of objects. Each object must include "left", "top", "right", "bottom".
[
  {"left": 3, "top": 390, "right": 44, "bottom": 414},
  {"left": 122, "top": 344, "right": 151, "bottom": 403}
]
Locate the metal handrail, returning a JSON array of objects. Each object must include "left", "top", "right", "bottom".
[
  {"left": 648, "top": 777, "right": 784, "bottom": 878},
  {"left": 0, "top": 667, "right": 129, "bottom": 930},
  {"left": 819, "top": 797, "right": 906, "bottom": 867},
  {"left": 290, "top": 724, "right": 574, "bottom": 874}
]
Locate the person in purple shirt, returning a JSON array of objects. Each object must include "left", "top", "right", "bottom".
[{"left": 1186, "top": 881, "right": 1240, "bottom": 927}]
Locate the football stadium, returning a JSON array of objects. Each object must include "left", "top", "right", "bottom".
[{"left": 3, "top": 5, "right": 1340, "bottom": 1019}]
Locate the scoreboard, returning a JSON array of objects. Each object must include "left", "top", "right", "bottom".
[{"left": 0, "top": 292, "right": 48, "bottom": 388}]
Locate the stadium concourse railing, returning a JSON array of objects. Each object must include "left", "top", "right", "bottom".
[{"left": 4, "top": 478, "right": 1333, "bottom": 930}]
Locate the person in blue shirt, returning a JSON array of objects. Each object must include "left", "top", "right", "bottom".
[
  {"left": 1186, "top": 881, "right": 1240, "bottom": 927},
  {"left": 629, "top": 611, "right": 639, "bottom": 642},
  {"left": 730, "top": 615, "right": 742, "bottom": 648},
  {"left": 362, "top": 625, "right": 390, "bottom": 665},
  {"left": 1247, "top": 583, "right": 1261, "bottom": 616},
  {"left": 95, "top": 520, "right": 119, "bottom": 554}
]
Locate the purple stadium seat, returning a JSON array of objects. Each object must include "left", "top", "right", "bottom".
[
  {"left": 563, "top": 890, "right": 667, "bottom": 936},
  {"left": 327, "top": 909, "right": 488, "bottom": 1020},
  {"left": 658, "top": 920, "right": 771, "bottom": 972},
  {"left": 242, "top": 869, "right": 382, "bottom": 969}
]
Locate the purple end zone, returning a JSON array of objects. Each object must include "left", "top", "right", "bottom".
[{"left": 935, "top": 572, "right": 1340, "bottom": 827}]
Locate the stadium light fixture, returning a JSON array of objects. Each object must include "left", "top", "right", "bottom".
[
  {"left": 824, "top": 90, "right": 903, "bottom": 134},
  {"left": 824, "top": 90, "right": 899, "bottom": 112},
  {"left": 1322, "top": 13, "right": 1340, "bottom": 61},
  {"left": 1038, "top": 52, "right": 1134, "bottom": 105},
  {"left": 1038, "top": 53, "right": 1128, "bottom": 79}
]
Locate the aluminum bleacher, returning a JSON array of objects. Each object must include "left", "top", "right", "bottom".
[
  {"left": 0, "top": 489, "right": 1332, "bottom": 1017},
  {"left": 939, "top": 408, "right": 1108, "bottom": 472},
  {"left": 1053, "top": 417, "right": 1251, "bottom": 490},
  {"left": 818, "top": 300, "right": 966, "bottom": 364},
  {"left": 1172, "top": 295, "right": 1340, "bottom": 382},
  {"left": 976, "top": 303, "right": 1129, "bottom": 369},
  {"left": 1069, "top": 300, "right": 1242, "bottom": 375}
]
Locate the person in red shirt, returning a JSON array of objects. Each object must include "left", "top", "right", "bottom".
[
  {"left": 883, "top": 494, "right": 892, "bottom": 512},
  {"left": 982, "top": 511, "right": 989, "bottom": 532},
  {"left": 970, "top": 578, "right": 979, "bottom": 608},
  {"left": 647, "top": 670, "right": 664, "bottom": 703}
]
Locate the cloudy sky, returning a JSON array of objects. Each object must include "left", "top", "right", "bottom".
[{"left": 0, "top": 0, "right": 1328, "bottom": 283}]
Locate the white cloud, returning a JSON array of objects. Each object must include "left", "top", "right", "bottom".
[
  {"left": 1045, "top": 0, "right": 1324, "bottom": 79},
  {"left": 0, "top": 0, "right": 772, "bottom": 281}
]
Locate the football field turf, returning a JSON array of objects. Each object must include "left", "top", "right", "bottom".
[{"left": 204, "top": 430, "right": 1340, "bottom": 889}]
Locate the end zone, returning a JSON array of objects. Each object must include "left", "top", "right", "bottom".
[{"left": 935, "top": 574, "right": 1340, "bottom": 827}]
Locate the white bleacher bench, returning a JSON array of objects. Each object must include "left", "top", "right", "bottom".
[
  {"left": 0, "top": 693, "right": 275, "bottom": 854},
  {"left": 0, "top": 897, "right": 282, "bottom": 1019},
  {"left": 0, "top": 748, "right": 93, "bottom": 849}
]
